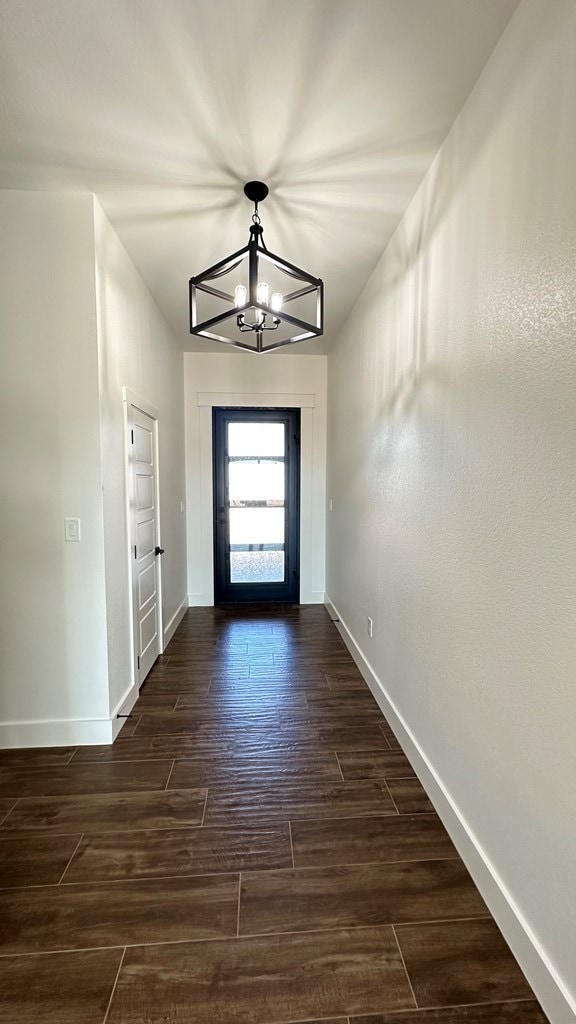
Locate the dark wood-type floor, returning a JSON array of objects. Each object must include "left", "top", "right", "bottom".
[{"left": 0, "top": 606, "right": 548, "bottom": 1024}]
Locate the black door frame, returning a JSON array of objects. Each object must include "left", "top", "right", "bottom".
[{"left": 213, "top": 407, "right": 301, "bottom": 604}]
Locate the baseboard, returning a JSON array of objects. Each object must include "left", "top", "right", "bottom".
[
  {"left": 301, "top": 590, "right": 326, "bottom": 605},
  {"left": 325, "top": 595, "right": 576, "bottom": 1024},
  {"left": 0, "top": 716, "right": 115, "bottom": 748},
  {"left": 188, "top": 592, "right": 212, "bottom": 607},
  {"left": 163, "top": 596, "right": 188, "bottom": 644}
]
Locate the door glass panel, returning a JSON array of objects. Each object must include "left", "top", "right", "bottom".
[
  {"left": 228, "top": 422, "right": 285, "bottom": 457},
  {"left": 229, "top": 506, "right": 285, "bottom": 583},
  {"left": 227, "top": 420, "right": 286, "bottom": 585},
  {"left": 228, "top": 460, "right": 284, "bottom": 503},
  {"left": 229, "top": 507, "right": 285, "bottom": 545},
  {"left": 230, "top": 549, "right": 285, "bottom": 583}
]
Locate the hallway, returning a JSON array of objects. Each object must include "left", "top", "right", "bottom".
[{"left": 0, "top": 606, "right": 546, "bottom": 1023}]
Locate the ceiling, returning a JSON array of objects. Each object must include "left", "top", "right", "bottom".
[{"left": 0, "top": 0, "right": 519, "bottom": 353}]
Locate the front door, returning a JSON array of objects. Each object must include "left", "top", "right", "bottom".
[
  {"left": 213, "top": 408, "right": 300, "bottom": 603},
  {"left": 128, "top": 403, "right": 162, "bottom": 683}
]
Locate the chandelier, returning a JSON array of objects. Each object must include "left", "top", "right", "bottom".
[{"left": 189, "top": 181, "right": 324, "bottom": 353}]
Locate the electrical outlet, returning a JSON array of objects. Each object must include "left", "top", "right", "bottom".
[
  {"left": 367, "top": 616, "right": 373, "bottom": 638},
  {"left": 180, "top": 500, "right": 185, "bottom": 513},
  {"left": 64, "top": 518, "right": 81, "bottom": 542},
  {"left": 329, "top": 498, "right": 333, "bottom": 511}
]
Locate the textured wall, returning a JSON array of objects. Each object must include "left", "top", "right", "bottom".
[
  {"left": 94, "top": 200, "right": 187, "bottom": 713},
  {"left": 327, "top": 0, "right": 576, "bottom": 1010},
  {"left": 0, "top": 192, "right": 110, "bottom": 735}
]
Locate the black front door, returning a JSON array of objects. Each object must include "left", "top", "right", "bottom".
[{"left": 213, "top": 408, "right": 300, "bottom": 604}]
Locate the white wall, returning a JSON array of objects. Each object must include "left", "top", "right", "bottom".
[
  {"left": 94, "top": 199, "right": 188, "bottom": 716},
  {"left": 0, "top": 191, "right": 110, "bottom": 745},
  {"left": 0, "top": 191, "right": 187, "bottom": 746},
  {"left": 326, "top": 1, "right": 576, "bottom": 1020},
  {"left": 184, "top": 353, "right": 327, "bottom": 605}
]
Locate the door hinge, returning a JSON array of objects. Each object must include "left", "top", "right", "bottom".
[
  {"left": 134, "top": 545, "right": 137, "bottom": 559},
  {"left": 137, "top": 656, "right": 140, "bottom": 669},
  {"left": 131, "top": 429, "right": 134, "bottom": 444},
  {"left": 293, "top": 433, "right": 300, "bottom": 445}
]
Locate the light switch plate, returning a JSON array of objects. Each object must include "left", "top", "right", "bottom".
[{"left": 65, "top": 518, "right": 81, "bottom": 542}]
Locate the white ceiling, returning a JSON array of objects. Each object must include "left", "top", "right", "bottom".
[{"left": 0, "top": 0, "right": 519, "bottom": 353}]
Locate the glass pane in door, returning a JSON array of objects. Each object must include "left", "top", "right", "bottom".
[{"left": 227, "top": 421, "right": 286, "bottom": 584}]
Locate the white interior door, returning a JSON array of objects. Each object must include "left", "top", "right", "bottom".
[{"left": 128, "top": 404, "right": 162, "bottom": 685}]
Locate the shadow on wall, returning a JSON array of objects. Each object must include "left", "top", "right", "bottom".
[{"left": 347, "top": 0, "right": 565, "bottom": 437}]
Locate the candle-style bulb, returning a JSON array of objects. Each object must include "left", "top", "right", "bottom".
[
  {"left": 256, "top": 281, "right": 269, "bottom": 305},
  {"left": 270, "top": 292, "right": 283, "bottom": 312},
  {"left": 234, "top": 284, "right": 247, "bottom": 307}
]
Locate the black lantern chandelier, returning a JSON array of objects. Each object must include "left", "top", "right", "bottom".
[{"left": 189, "top": 181, "right": 324, "bottom": 353}]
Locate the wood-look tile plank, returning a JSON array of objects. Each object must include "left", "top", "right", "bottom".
[
  {"left": 208, "top": 678, "right": 331, "bottom": 694},
  {"left": 0, "top": 747, "right": 76, "bottom": 769},
  {"left": 0, "top": 873, "right": 239, "bottom": 953},
  {"left": 306, "top": 691, "right": 379, "bottom": 709},
  {"left": 277, "top": 724, "right": 391, "bottom": 751},
  {"left": 247, "top": 667, "right": 333, "bottom": 681},
  {"left": 175, "top": 692, "right": 309, "bottom": 710},
  {"left": 395, "top": 918, "right": 534, "bottom": 1007},
  {"left": 0, "top": 832, "right": 82, "bottom": 887},
  {"left": 239, "top": 860, "right": 488, "bottom": 936},
  {"left": 0, "top": 948, "right": 123, "bottom": 1024},
  {"left": 131, "top": 692, "right": 180, "bottom": 712},
  {"left": 70, "top": 728, "right": 387, "bottom": 763},
  {"left": 169, "top": 753, "right": 342, "bottom": 789},
  {"left": 327, "top": 674, "right": 371, "bottom": 691},
  {"left": 351, "top": 1003, "right": 548, "bottom": 1023},
  {"left": 64, "top": 823, "right": 292, "bottom": 883},
  {"left": 337, "top": 750, "right": 416, "bottom": 780},
  {"left": 282, "top": 710, "right": 385, "bottom": 729},
  {"left": 134, "top": 710, "right": 282, "bottom": 736},
  {"left": 0, "top": 759, "right": 173, "bottom": 798},
  {"left": 107, "top": 926, "right": 415, "bottom": 1024},
  {"left": 204, "top": 780, "right": 396, "bottom": 826},
  {"left": 388, "top": 778, "right": 435, "bottom": 814},
  {"left": 1, "top": 787, "right": 206, "bottom": 834},
  {"left": 291, "top": 814, "right": 458, "bottom": 868}
]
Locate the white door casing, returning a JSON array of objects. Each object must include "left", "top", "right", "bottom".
[{"left": 126, "top": 398, "right": 163, "bottom": 685}]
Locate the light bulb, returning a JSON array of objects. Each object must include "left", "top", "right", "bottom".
[
  {"left": 270, "top": 291, "right": 283, "bottom": 312},
  {"left": 256, "top": 281, "right": 269, "bottom": 305},
  {"left": 234, "top": 284, "right": 247, "bottom": 307}
]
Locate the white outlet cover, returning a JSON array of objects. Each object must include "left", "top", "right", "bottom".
[{"left": 65, "top": 518, "right": 81, "bottom": 542}]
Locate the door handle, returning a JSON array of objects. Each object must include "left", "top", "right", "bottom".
[{"left": 154, "top": 546, "right": 165, "bottom": 556}]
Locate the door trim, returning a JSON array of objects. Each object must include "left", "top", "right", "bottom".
[
  {"left": 189, "top": 391, "right": 325, "bottom": 606},
  {"left": 212, "top": 408, "right": 301, "bottom": 604},
  {"left": 123, "top": 388, "right": 164, "bottom": 690}
]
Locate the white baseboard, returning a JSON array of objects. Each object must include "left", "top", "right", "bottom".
[
  {"left": 188, "top": 592, "right": 212, "bottom": 607},
  {"left": 325, "top": 595, "right": 576, "bottom": 1024},
  {"left": 301, "top": 590, "right": 326, "bottom": 605},
  {"left": 163, "top": 596, "right": 188, "bottom": 644},
  {"left": 0, "top": 716, "right": 115, "bottom": 748}
]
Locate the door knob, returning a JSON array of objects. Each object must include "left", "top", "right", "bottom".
[{"left": 154, "top": 546, "right": 165, "bottom": 556}]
